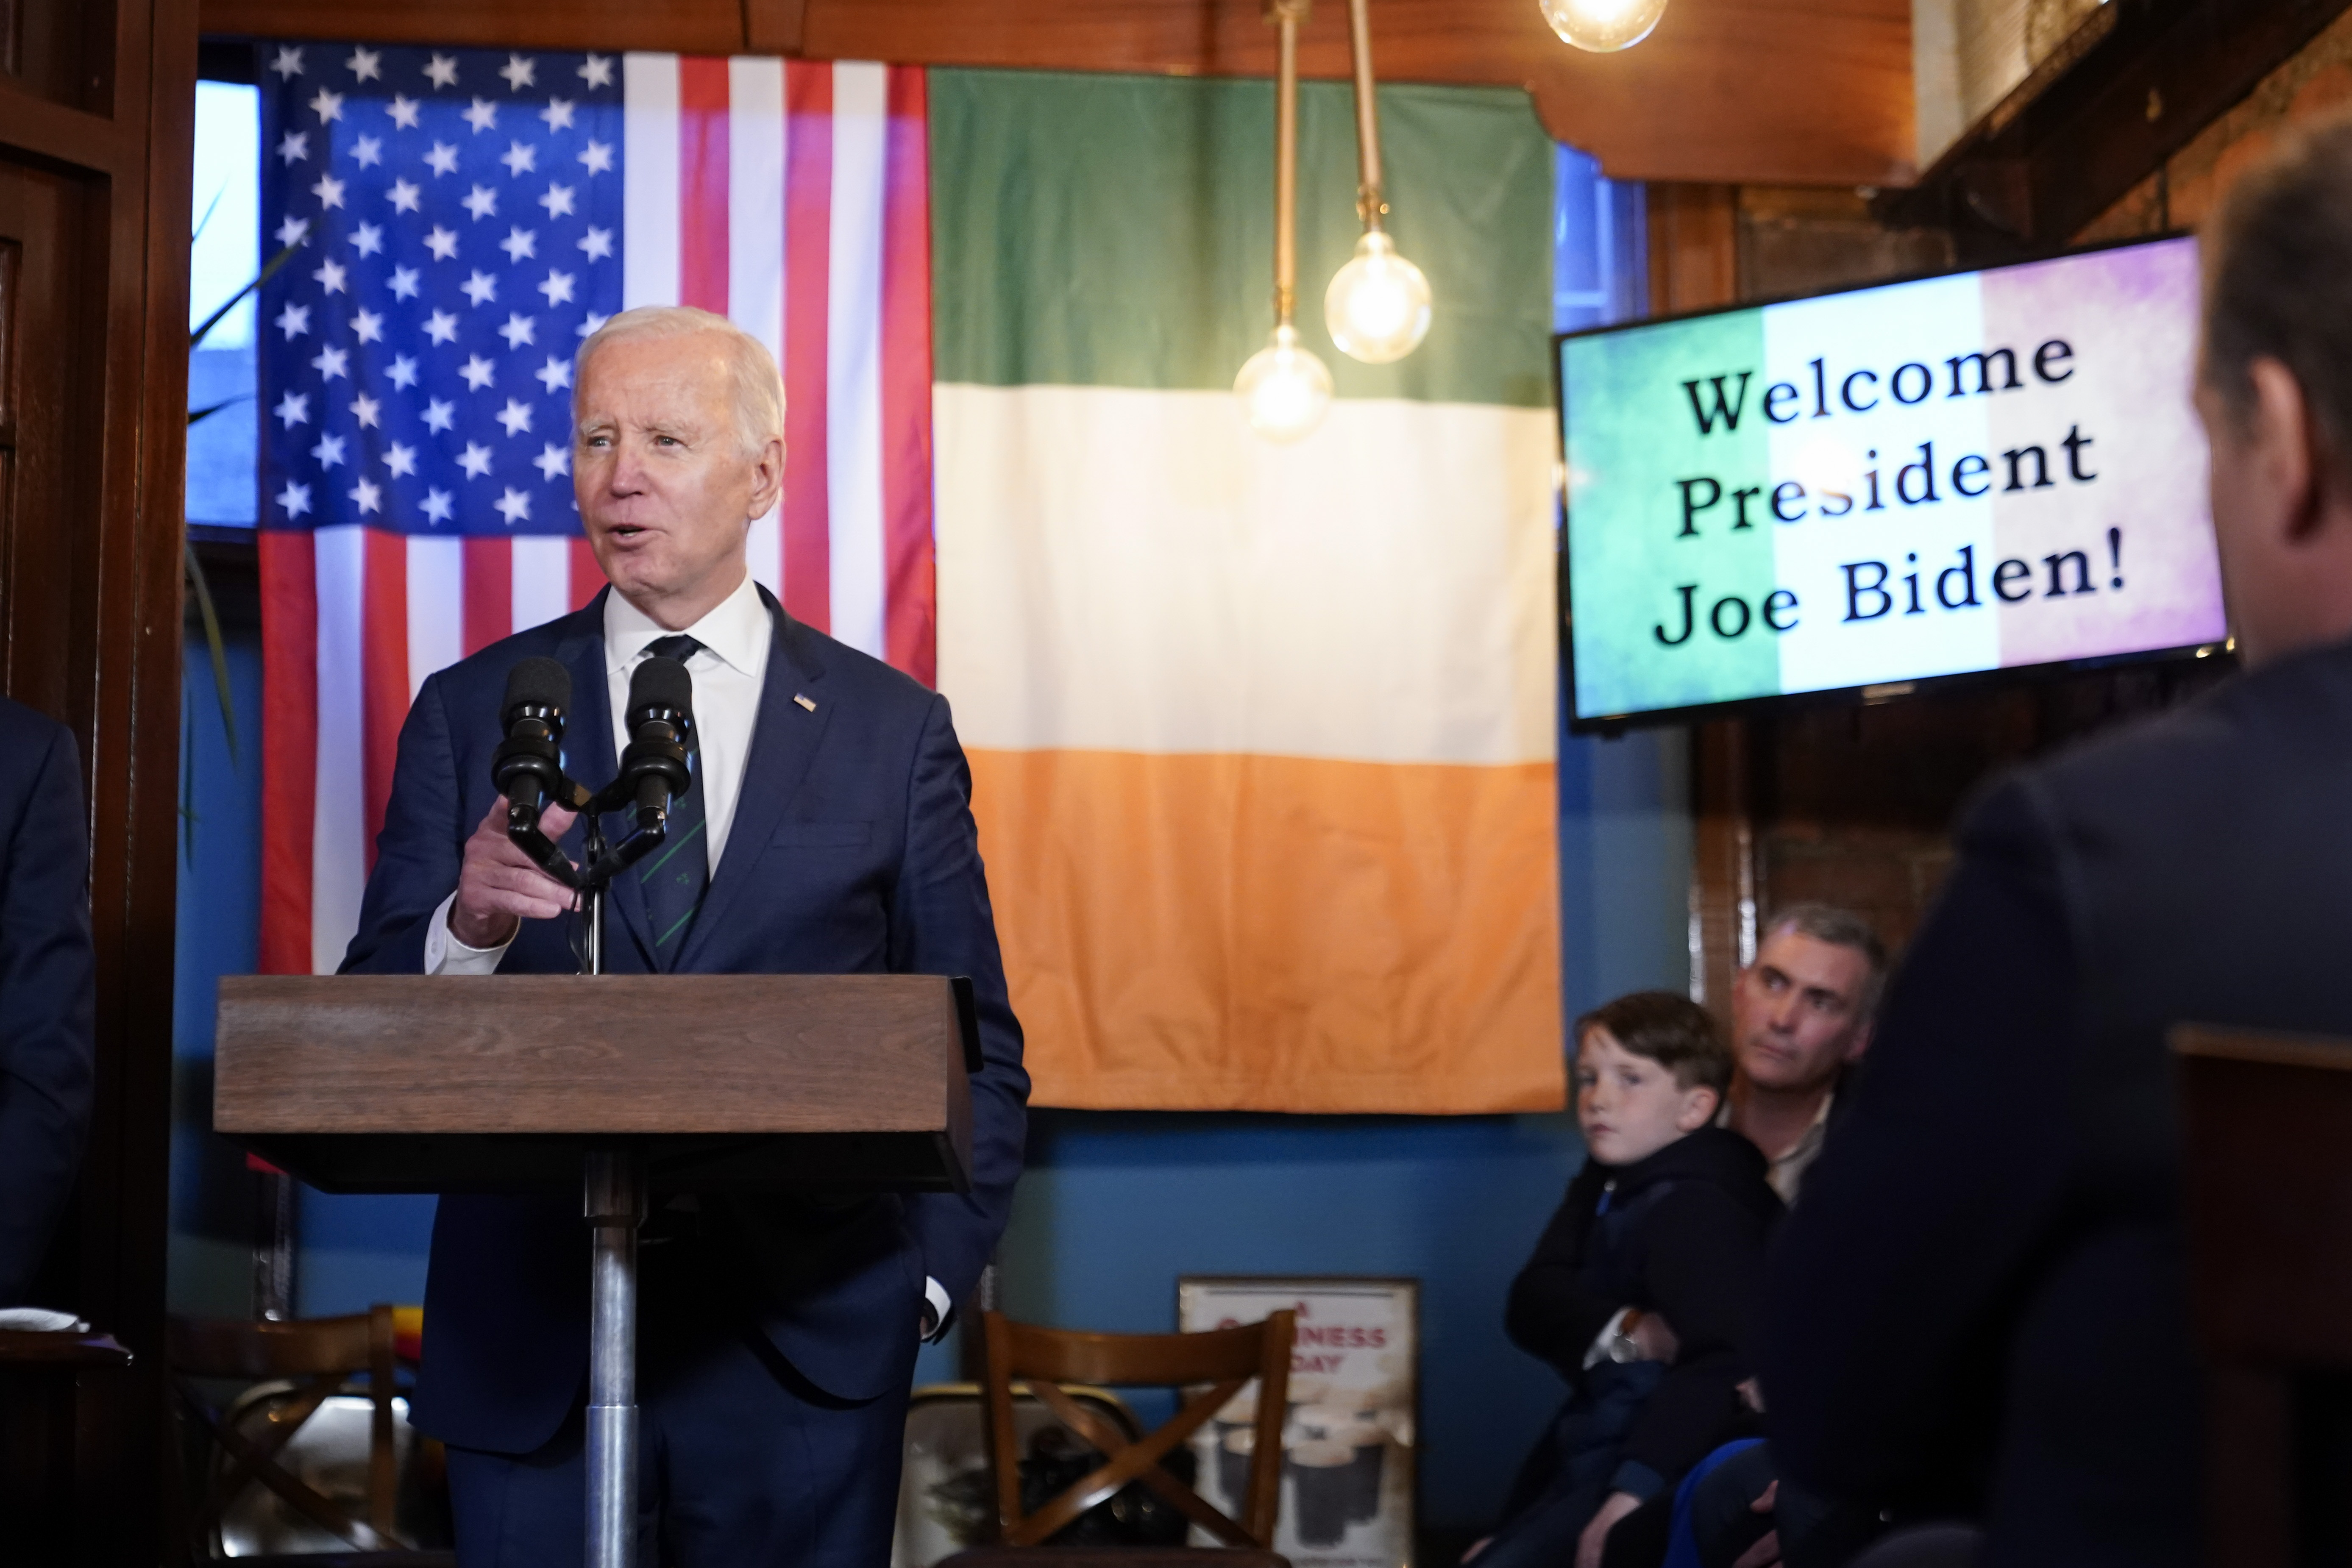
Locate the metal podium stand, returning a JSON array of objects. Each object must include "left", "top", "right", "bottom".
[{"left": 214, "top": 973, "right": 979, "bottom": 1568}]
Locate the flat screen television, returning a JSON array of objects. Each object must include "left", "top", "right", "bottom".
[{"left": 1556, "top": 234, "right": 2228, "bottom": 731}]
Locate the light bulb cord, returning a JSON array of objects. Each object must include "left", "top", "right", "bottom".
[
  {"left": 1270, "top": 0, "right": 1304, "bottom": 326},
  {"left": 1346, "top": 0, "right": 1388, "bottom": 233}
]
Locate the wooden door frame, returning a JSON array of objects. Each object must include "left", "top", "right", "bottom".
[{"left": 0, "top": 0, "right": 197, "bottom": 1558}]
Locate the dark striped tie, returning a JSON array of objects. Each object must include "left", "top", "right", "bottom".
[{"left": 635, "top": 634, "right": 707, "bottom": 966}]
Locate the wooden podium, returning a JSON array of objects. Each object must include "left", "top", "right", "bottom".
[{"left": 214, "top": 973, "right": 980, "bottom": 1568}]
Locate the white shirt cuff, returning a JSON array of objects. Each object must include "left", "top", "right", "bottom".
[
  {"left": 423, "top": 890, "right": 515, "bottom": 976},
  {"left": 1583, "top": 1307, "right": 1634, "bottom": 1371},
  {"left": 922, "top": 1276, "right": 952, "bottom": 1342}
]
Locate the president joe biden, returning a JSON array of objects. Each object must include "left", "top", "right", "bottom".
[{"left": 342, "top": 303, "right": 1028, "bottom": 1566}]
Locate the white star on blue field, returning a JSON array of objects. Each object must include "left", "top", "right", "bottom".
[{"left": 258, "top": 43, "right": 624, "bottom": 537}]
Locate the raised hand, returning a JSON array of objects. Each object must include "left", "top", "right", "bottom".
[{"left": 450, "top": 799, "right": 579, "bottom": 948}]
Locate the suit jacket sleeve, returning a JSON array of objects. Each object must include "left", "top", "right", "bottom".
[
  {"left": 342, "top": 672, "right": 468, "bottom": 976},
  {"left": 891, "top": 692, "right": 1029, "bottom": 1315},
  {"left": 1759, "top": 776, "right": 2077, "bottom": 1507},
  {"left": 1620, "top": 1184, "right": 1770, "bottom": 1490},
  {"left": 0, "top": 721, "right": 94, "bottom": 1302}
]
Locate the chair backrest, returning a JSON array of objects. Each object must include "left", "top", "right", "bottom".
[
  {"left": 167, "top": 1304, "right": 405, "bottom": 1556},
  {"left": 2176, "top": 1024, "right": 2352, "bottom": 1565},
  {"left": 979, "top": 1309, "right": 1296, "bottom": 1550}
]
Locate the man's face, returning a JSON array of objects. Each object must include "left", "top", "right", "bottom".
[
  {"left": 574, "top": 332, "right": 782, "bottom": 622},
  {"left": 1574, "top": 1027, "right": 1717, "bottom": 1168},
  {"left": 1730, "top": 929, "right": 1873, "bottom": 1094}
]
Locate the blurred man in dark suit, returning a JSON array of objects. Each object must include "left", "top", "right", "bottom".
[
  {"left": 0, "top": 695, "right": 93, "bottom": 1305},
  {"left": 1761, "top": 117, "right": 2352, "bottom": 1566},
  {"left": 344, "top": 305, "right": 1027, "bottom": 1567}
]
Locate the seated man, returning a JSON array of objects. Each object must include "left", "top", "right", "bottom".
[
  {"left": 1670, "top": 906, "right": 1890, "bottom": 1568},
  {"left": 1476, "top": 992, "right": 1782, "bottom": 1568},
  {"left": 1720, "top": 905, "right": 1883, "bottom": 1206}
]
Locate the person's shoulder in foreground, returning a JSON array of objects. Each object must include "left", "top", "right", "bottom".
[
  {"left": 1765, "top": 106, "right": 2352, "bottom": 1566},
  {"left": 1753, "top": 656, "right": 2332, "bottom": 1567},
  {"left": 0, "top": 692, "right": 93, "bottom": 1306}
]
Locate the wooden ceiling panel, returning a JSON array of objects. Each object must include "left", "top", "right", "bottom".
[
  {"left": 199, "top": 0, "right": 1915, "bottom": 186},
  {"left": 201, "top": 0, "right": 749, "bottom": 53}
]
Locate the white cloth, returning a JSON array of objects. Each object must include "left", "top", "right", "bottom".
[
  {"left": 0, "top": 1307, "right": 88, "bottom": 1332},
  {"left": 1717, "top": 1088, "right": 1838, "bottom": 1207},
  {"left": 426, "top": 573, "right": 771, "bottom": 976},
  {"left": 1582, "top": 1304, "right": 1635, "bottom": 1371}
]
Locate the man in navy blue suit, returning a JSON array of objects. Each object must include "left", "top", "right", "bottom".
[
  {"left": 342, "top": 304, "right": 1029, "bottom": 1566},
  {"left": 0, "top": 695, "right": 94, "bottom": 1307}
]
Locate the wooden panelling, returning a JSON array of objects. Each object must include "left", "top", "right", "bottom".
[
  {"left": 198, "top": 0, "right": 1917, "bottom": 188},
  {"left": 0, "top": 164, "right": 104, "bottom": 721},
  {"left": 11, "top": 0, "right": 114, "bottom": 111},
  {"left": 199, "top": 0, "right": 746, "bottom": 54},
  {"left": 1690, "top": 719, "right": 1755, "bottom": 1023},
  {"left": 0, "top": 0, "right": 195, "bottom": 1558},
  {"left": 1646, "top": 183, "right": 1739, "bottom": 317}
]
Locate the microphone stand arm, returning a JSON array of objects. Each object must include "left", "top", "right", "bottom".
[{"left": 504, "top": 777, "right": 597, "bottom": 892}]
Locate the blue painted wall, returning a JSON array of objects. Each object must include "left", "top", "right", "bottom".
[
  {"left": 164, "top": 134, "right": 1694, "bottom": 1535},
  {"left": 167, "top": 626, "right": 442, "bottom": 1319}
]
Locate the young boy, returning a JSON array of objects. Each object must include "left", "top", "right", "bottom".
[{"left": 1475, "top": 991, "right": 1783, "bottom": 1568}]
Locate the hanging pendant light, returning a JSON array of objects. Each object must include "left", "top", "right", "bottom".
[
  {"left": 1325, "top": 0, "right": 1431, "bottom": 364},
  {"left": 1236, "top": 0, "right": 1333, "bottom": 443},
  {"left": 1540, "top": 0, "right": 1670, "bottom": 53}
]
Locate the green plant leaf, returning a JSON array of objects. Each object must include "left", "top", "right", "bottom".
[
  {"left": 192, "top": 183, "right": 226, "bottom": 245},
  {"left": 191, "top": 231, "right": 307, "bottom": 351},
  {"left": 188, "top": 393, "right": 253, "bottom": 428},
  {"left": 184, "top": 540, "right": 238, "bottom": 767}
]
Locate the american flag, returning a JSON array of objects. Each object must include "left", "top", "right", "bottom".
[{"left": 254, "top": 42, "right": 937, "bottom": 977}]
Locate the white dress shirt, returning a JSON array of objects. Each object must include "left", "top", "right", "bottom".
[
  {"left": 422, "top": 572, "right": 953, "bottom": 1336},
  {"left": 424, "top": 572, "right": 771, "bottom": 976}
]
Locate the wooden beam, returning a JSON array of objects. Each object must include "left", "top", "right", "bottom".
[
  {"left": 1884, "top": 0, "right": 2352, "bottom": 255},
  {"left": 743, "top": 0, "right": 807, "bottom": 55},
  {"left": 201, "top": 0, "right": 1915, "bottom": 188},
  {"left": 203, "top": 0, "right": 748, "bottom": 53}
]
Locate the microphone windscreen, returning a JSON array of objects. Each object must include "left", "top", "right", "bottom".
[
  {"left": 627, "top": 655, "right": 694, "bottom": 722},
  {"left": 501, "top": 656, "right": 572, "bottom": 726}
]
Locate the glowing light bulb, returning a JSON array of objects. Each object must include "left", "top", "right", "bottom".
[
  {"left": 1325, "top": 231, "right": 1433, "bottom": 364},
  {"left": 1234, "top": 323, "right": 1333, "bottom": 443},
  {"left": 1539, "top": 0, "right": 1669, "bottom": 52}
]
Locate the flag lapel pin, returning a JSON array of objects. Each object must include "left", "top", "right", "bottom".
[{"left": 794, "top": 693, "right": 816, "bottom": 712}]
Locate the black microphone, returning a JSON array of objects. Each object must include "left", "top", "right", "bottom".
[
  {"left": 492, "top": 656, "right": 571, "bottom": 827},
  {"left": 615, "top": 656, "right": 694, "bottom": 836}
]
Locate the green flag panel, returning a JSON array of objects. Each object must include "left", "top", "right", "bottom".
[{"left": 930, "top": 68, "right": 1553, "bottom": 407}]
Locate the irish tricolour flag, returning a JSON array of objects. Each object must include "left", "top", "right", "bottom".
[{"left": 931, "top": 71, "right": 1564, "bottom": 1113}]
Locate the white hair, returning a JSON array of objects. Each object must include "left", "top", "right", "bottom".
[{"left": 573, "top": 304, "right": 785, "bottom": 458}]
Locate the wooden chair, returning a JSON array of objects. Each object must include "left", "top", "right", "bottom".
[
  {"left": 168, "top": 1304, "right": 452, "bottom": 1565},
  {"left": 945, "top": 1309, "right": 1296, "bottom": 1568},
  {"left": 2175, "top": 1025, "right": 2352, "bottom": 1567}
]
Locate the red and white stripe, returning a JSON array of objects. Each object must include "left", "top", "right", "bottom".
[{"left": 260, "top": 56, "right": 936, "bottom": 978}]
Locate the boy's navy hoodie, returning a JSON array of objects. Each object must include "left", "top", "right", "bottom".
[{"left": 1505, "top": 1125, "right": 1784, "bottom": 1498}]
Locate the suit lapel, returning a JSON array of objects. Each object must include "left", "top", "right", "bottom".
[
  {"left": 676, "top": 588, "right": 831, "bottom": 971},
  {"left": 554, "top": 592, "right": 657, "bottom": 970}
]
